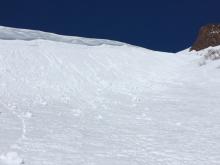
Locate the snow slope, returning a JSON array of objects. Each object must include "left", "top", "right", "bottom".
[
  {"left": 0, "top": 26, "right": 125, "bottom": 46},
  {"left": 0, "top": 27, "right": 220, "bottom": 165}
]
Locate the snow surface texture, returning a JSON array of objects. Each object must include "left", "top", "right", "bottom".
[
  {"left": 0, "top": 26, "right": 220, "bottom": 165},
  {"left": 188, "top": 46, "right": 220, "bottom": 67},
  {"left": 0, "top": 26, "right": 125, "bottom": 46}
]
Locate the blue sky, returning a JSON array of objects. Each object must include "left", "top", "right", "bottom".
[{"left": 0, "top": 0, "right": 220, "bottom": 52}]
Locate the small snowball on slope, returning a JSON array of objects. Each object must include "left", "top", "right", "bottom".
[{"left": 23, "top": 112, "right": 32, "bottom": 118}]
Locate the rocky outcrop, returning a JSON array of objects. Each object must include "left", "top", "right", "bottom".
[{"left": 191, "top": 24, "right": 220, "bottom": 51}]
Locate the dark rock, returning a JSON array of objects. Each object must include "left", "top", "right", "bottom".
[{"left": 190, "top": 24, "right": 220, "bottom": 51}]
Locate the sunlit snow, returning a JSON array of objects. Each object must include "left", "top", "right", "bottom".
[{"left": 0, "top": 26, "right": 220, "bottom": 165}]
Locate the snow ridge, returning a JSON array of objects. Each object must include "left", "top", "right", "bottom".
[{"left": 0, "top": 26, "right": 125, "bottom": 46}]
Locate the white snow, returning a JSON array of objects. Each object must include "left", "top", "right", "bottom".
[
  {"left": 0, "top": 26, "right": 125, "bottom": 46},
  {"left": 0, "top": 26, "right": 220, "bottom": 165},
  {"left": 0, "top": 152, "right": 23, "bottom": 165}
]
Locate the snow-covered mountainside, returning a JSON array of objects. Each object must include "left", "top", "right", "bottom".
[
  {"left": 0, "top": 26, "right": 125, "bottom": 46},
  {"left": 0, "top": 26, "right": 220, "bottom": 165}
]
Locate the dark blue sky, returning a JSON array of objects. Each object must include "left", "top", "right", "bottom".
[{"left": 0, "top": 0, "right": 220, "bottom": 52}]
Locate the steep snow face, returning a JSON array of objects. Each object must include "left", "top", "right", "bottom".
[{"left": 0, "top": 27, "right": 220, "bottom": 165}]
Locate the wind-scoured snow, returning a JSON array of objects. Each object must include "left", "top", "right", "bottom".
[
  {"left": 0, "top": 27, "right": 220, "bottom": 165},
  {"left": 0, "top": 26, "right": 125, "bottom": 46}
]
